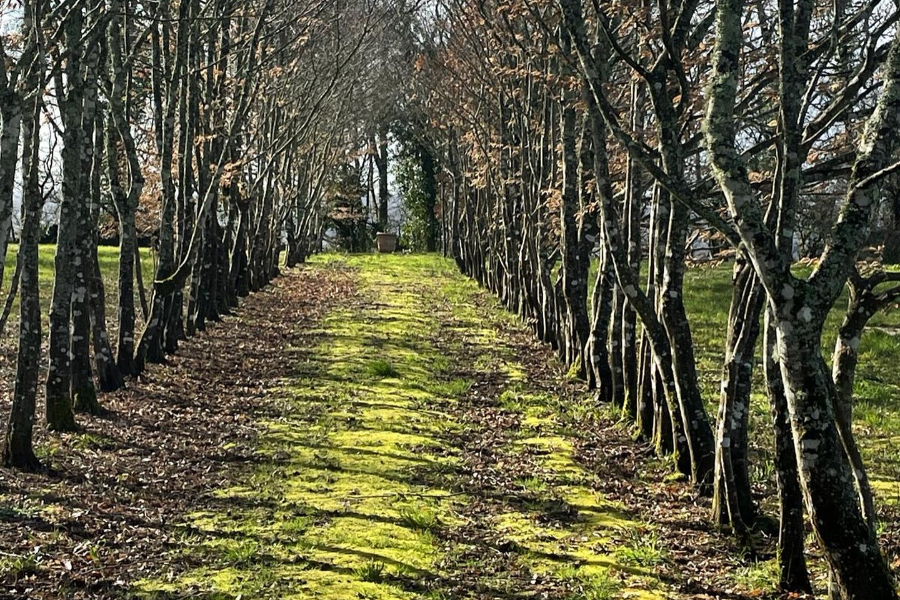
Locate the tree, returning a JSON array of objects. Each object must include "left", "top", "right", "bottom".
[
  {"left": 3, "top": 0, "right": 45, "bottom": 470},
  {"left": 705, "top": 0, "right": 900, "bottom": 591}
]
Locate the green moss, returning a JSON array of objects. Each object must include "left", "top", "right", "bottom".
[
  {"left": 136, "top": 254, "right": 467, "bottom": 600},
  {"left": 135, "top": 254, "right": 672, "bottom": 600}
]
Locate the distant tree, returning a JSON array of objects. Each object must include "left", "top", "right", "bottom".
[
  {"left": 327, "top": 162, "right": 369, "bottom": 252},
  {"left": 396, "top": 141, "right": 438, "bottom": 252}
]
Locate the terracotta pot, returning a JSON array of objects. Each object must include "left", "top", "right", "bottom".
[{"left": 375, "top": 232, "right": 398, "bottom": 253}]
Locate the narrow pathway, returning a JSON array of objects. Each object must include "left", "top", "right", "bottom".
[{"left": 136, "top": 255, "right": 703, "bottom": 600}]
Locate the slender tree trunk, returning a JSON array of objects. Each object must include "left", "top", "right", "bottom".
[
  {"left": 46, "top": 8, "right": 91, "bottom": 432},
  {"left": 72, "top": 40, "right": 103, "bottom": 415},
  {"left": 588, "top": 247, "right": 615, "bottom": 401},
  {"left": 87, "top": 117, "right": 122, "bottom": 395},
  {"left": 3, "top": 69, "right": 42, "bottom": 471},
  {"left": 0, "top": 98, "right": 22, "bottom": 286},
  {"left": 763, "top": 310, "right": 812, "bottom": 593},
  {"left": 832, "top": 283, "right": 881, "bottom": 533},
  {"left": 712, "top": 260, "right": 762, "bottom": 531},
  {"left": 376, "top": 130, "right": 389, "bottom": 229},
  {"left": 110, "top": 129, "right": 139, "bottom": 375},
  {"left": 107, "top": 0, "right": 145, "bottom": 376}
]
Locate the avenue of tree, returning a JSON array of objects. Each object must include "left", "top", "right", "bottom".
[
  {"left": 409, "top": 1, "right": 900, "bottom": 598},
  {"left": 0, "top": 0, "right": 400, "bottom": 465},
  {"left": 2, "top": 0, "right": 900, "bottom": 598}
]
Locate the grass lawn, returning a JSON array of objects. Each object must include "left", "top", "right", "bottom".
[
  {"left": 681, "top": 263, "right": 900, "bottom": 498},
  {"left": 0, "top": 244, "right": 157, "bottom": 340},
  {"left": 580, "top": 258, "right": 900, "bottom": 494}
]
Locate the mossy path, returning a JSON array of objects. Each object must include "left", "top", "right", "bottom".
[{"left": 136, "top": 255, "right": 676, "bottom": 600}]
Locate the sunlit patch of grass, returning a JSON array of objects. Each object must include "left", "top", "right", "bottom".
[
  {"left": 432, "top": 355, "right": 451, "bottom": 376},
  {"left": 429, "top": 377, "right": 472, "bottom": 398},
  {"left": 74, "top": 432, "right": 116, "bottom": 451},
  {"left": 34, "top": 441, "right": 62, "bottom": 461},
  {"left": 499, "top": 389, "right": 521, "bottom": 411},
  {"left": 556, "top": 567, "right": 621, "bottom": 600},
  {"left": 517, "top": 476, "right": 548, "bottom": 495},
  {"left": 279, "top": 516, "right": 311, "bottom": 535},
  {"left": 575, "top": 573, "right": 622, "bottom": 600},
  {"left": 2, "top": 244, "right": 155, "bottom": 333}
]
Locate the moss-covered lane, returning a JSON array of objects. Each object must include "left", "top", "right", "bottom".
[{"left": 134, "top": 254, "right": 672, "bottom": 600}]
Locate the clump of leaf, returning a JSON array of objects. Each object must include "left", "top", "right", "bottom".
[
  {"left": 354, "top": 560, "right": 387, "bottom": 583},
  {"left": 365, "top": 359, "right": 400, "bottom": 378},
  {"left": 398, "top": 506, "right": 441, "bottom": 532},
  {"left": 0, "top": 554, "right": 40, "bottom": 582},
  {"left": 568, "top": 573, "right": 621, "bottom": 600}
]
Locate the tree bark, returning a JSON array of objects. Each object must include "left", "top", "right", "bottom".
[
  {"left": 712, "top": 260, "right": 762, "bottom": 532},
  {"left": 3, "top": 49, "right": 43, "bottom": 470}
]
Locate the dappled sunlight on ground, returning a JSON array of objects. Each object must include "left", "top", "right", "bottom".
[{"left": 133, "top": 255, "right": 677, "bottom": 599}]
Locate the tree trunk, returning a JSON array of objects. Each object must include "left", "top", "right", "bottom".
[
  {"left": 46, "top": 8, "right": 91, "bottom": 432},
  {"left": 376, "top": 130, "right": 389, "bottom": 229},
  {"left": 712, "top": 260, "right": 762, "bottom": 531},
  {"left": 0, "top": 97, "right": 22, "bottom": 287},
  {"left": 587, "top": 248, "right": 615, "bottom": 401},
  {"left": 86, "top": 117, "right": 122, "bottom": 395},
  {"left": 763, "top": 310, "right": 812, "bottom": 593},
  {"left": 72, "top": 39, "right": 103, "bottom": 415},
  {"left": 3, "top": 76, "right": 42, "bottom": 471},
  {"left": 776, "top": 297, "right": 893, "bottom": 598}
]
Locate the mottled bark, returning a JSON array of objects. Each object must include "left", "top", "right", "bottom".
[
  {"left": 705, "top": 0, "right": 900, "bottom": 591},
  {"left": 107, "top": 123, "right": 138, "bottom": 375},
  {"left": 650, "top": 59, "right": 715, "bottom": 491},
  {"left": 0, "top": 252, "right": 22, "bottom": 336},
  {"left": 71, "top": 33, "right": 102, "bottom": 415},
  {"left": 557, "top": 48, "right": 591, "bottom": 375},
  {"left": 712, "top": 260, "right": 762, "bottom": 532},
  {"left": 764, "top": 311, "right": 812, "bottom": 593},
  {"left": 136, "top": 0, "right": 189, "bottom": 371},
  {"left": 88, "top": 236, "right": 124, "bottom": 395},
  {"left": 620, "top": 90, "right": 643, "bottom": 415},
  {"left": 588, "top": 248, "right": 615, "bottom": 402},
  {"left": 46, "top": 6, "right": 90, "bottom": 431},
  {"left": 0, "top": 96, "right": 21, "bottom": 286},
  {"left": 830, "top": 271, "right": 900, "bottom": 533},
  {"left": 3, "top": 56, "right": 42, "bottom": 471},
  {"left": 87, "top": 118, "right": 122, "bottom": 396},
  {"left": 106, "top": 1, "right": 145, "bottom": 376}
]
